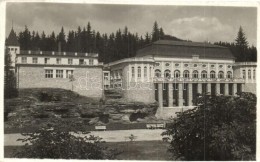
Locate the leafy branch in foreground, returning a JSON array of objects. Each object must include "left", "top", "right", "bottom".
[{"left": 162, "top": 92, "right": 256, "bottom": 160}]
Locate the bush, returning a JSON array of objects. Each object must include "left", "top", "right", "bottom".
[
  {"left": 13, "top": 124, "right": 121, "bottom": 159},
  {"left": 38, "top": 92, "right": 62, "bottom": 102},
  {"left": 129, "top": 112, "right": 147, "bottom": 122},
  {"left": 162, "top": 92, "right": 256, "bottom": 160}
]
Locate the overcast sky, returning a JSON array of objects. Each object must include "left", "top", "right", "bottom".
[{"left": 5, "top": 3, "right": 257, "bottom": 45}]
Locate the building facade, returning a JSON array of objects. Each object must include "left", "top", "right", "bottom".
[
  {"left": 5, "top": 30, "right": 104, "bottom": 99},
  {"left": 105, "top": 40, "right": 257, "bottom": 111},
  {"left": 5, "top": 30, "right": 257, "bottom": 115}
]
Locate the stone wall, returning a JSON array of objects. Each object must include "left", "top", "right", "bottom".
[
  {"left": 121, "top": 65, "right": 156, "bottom": 104},
  {"left": 17, "top": 66, "right": 103, "bottom": 99},
  {"left": 244, "top": 83, "right": 256, "bottom": 94}
]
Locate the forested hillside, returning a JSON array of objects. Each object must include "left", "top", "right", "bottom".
[{"left": 10, "top": 22, "right": 257, "bottom": 63}]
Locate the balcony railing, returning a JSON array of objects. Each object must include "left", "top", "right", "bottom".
[{"left": 153, "top": 77, "right": 245, "bottom": 83}]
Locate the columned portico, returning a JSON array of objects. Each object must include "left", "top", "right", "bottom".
[
  {"left": 178, "top": 83, "right": 183, "bottom": 107},
  {"left": 158, "top": 83, "right": 163, "bottom": 108},
  {"left": 207, "top": 83, "right": 211, "bottom": 94},
  {"left": 168, "top": 83, "right": 173, "bottom": 107},
  {"left": 197, "top": 83, "right": 202, "bottom": 94},
  {"left": 224, "top": 83, "right": 229, "bottom": 95},
  {"left": 188, "top": 83, "right": 193, "bottom": 106},
  {"left": 216, "top": 83, "right": 220, "bottom": 95},
  {"left": 232, "top": 83, "right": 237, "bottom": 96}
]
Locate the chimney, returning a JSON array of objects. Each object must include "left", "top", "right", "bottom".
[{"left": 58, "top": 41, "right": 61, "bottom": 53}]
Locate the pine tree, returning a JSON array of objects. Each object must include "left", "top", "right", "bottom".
[
  {"left": 4, "top": 48, "right": 18, "bottom": 98},
  {"left": 152, "top": 21, "right": 160, "bottom": 42},
  {"left": 57, "top": 27, "right": 66, "bottom": 52},
  {"left": 235, "top": 26, "right": 249, "bottom": 61}
]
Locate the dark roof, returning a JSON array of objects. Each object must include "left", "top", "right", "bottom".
[
  {"left": 136, "top": 40, "right": 235, "bottom": 59},
  {"left": 6, "top": 28, "right": 20, "bottom": 46}
]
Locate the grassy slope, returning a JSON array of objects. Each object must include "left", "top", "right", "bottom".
[{"left": 4, "top": 141, "right": 171, "bottom": 160}]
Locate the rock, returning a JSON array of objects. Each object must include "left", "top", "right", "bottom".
[
  {"left": 121, "top": 115, "right": 130, "bottom": 122},
  {"left": 136, "top": 118, "right": 146, "bottom": 122},
  {"left": 110, "top": 114, "right": 123, "bottom": 120},
  {"left": 88, "top": 117, "right": 99, "bottom": 125},
  {"left": 119, "top": 109, "right": 135, "bottom": 113}
]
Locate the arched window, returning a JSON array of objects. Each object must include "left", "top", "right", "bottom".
[
  {"left": 226, "top": 71, "right": 232, "bottom": 79},
  {"left": 248, "top": 69, "right": 251, "bottom": 79},
  {"left": 192, "top": 70, "right": 199, "bottom": 78},
  {"left": 183, "top": 70, "right": 189, "bottom": 78},
  {"left": 155, "top": 69, "right": 161, "bottom": 78},
  {"left": 201, "top": 70, "right": 207, "bottom": 79},
  {"left": 137, "top": 66, "right": 141, "bottom": 78},
  {"left": 131, "top": 67, "right": 135, "bottom": 78},
  {"left": 253, "top": 69, "right": 256, "bottom": 79},
  {"left": 174, "top": 70, "right": 180, "bottom": 78},
  {"left": 218, "top": 71, "right": 224, "bottom": 79},
  {"left": 210, "top": 71, "right": 216, "bottom": 79},
  {"left": 164, "top": 70, "right": 171, "bottom": 78},
  {"left": 144, "top": 66, "right": 147, "bottom": 78}
]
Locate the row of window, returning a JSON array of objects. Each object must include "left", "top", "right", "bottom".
[
  {"left": 242, "top": 69, "right": 256, "bottom": 79},
  {"left": 21, "top": 57, "right": 94, "bottom": 65},
  {"left": 131, "top": 66, "right": 153, "bottom": 78},
  {"left": 45, "top": 69, "right": 74, "bottom": 78},
  {"left": 155, "top": 69, "right": 233, "bottom": 79},
  {"left": 155, "top": 62, "right": 232, "bottom": 69}
]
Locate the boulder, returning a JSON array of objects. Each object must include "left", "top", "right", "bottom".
[
  {"left": 121, "top": 115, "right": 130, "bottom": 122},
  {"left": 88, "top": 117, "right": 99, "bottom": 125}
]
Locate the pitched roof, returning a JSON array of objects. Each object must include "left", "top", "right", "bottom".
[
  {"left": 136, "top": 40, "right": 235, "bottom": 60},
  {"left": 6, "top": 28, "right": 20, "bottom": 46}
]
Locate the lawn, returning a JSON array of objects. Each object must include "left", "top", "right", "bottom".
[{"left": 4, "top": 140, "right": 172, "bottom": 160}]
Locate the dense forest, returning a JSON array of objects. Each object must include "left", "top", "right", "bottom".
[{"left": 13, "top": 22, "right": 257, "bottom": 63}]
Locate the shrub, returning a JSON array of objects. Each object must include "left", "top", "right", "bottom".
[
  {"left": 13, "top": 124, "right": 121, "bottom": 159},
  {"left": 129, "top": 112, "right": 147, "bottom": 122},
  {"left": 162, "top": 92, "right": 256, "bottom": 160}
]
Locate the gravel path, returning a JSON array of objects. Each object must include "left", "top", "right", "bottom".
[{"left": 4, "top": 129, "right": 166, "bottom": 146}]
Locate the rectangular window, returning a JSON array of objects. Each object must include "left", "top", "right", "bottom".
[
  {"left": 21, "top": 57, "right": 27, "bottom": 63},
  {"left": 132, "top": 67, "right": 135, "bottom": 78},
  {"left": 45, "top": 70, "right": 53, "bottom": 78},
  {"left": 66, "top": 70, "right": 73, "bottom": 78},
  {"left": 79, "top": 59, "right": 84, "bottom": 65},
  {"left": 68, "top": 58, "right": 73, "bottom": 65},
  {"left": 253, "top": 70, "right": 256, "bottom": 79},
  {"left": 56, "top": 70, "right": 63, "bottom": 78},
  {"left": 45, "top": 58, "right": 50, "bottom": 64},
  {"left": 248, "top": 70, "right": 251, "bottom": 79},
  {"left": 89, "top": 59, "right": 94, "bottom": 65},
  {"left": 33, "top": 57, "right": 38, "bottom": 64},
  {"left": 56, "top": 58, "right": 61, "bottom": 64},
  {"left": 242, "top": 70, "right": 246, "bottom": 79},
  {"left": 104, "top": 73, "right": 109, "bottom": 80}
]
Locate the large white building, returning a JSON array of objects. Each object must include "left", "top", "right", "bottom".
[
  {"left": 105, "top": 40, "right": 256, "bottom": 117},
  {"left": 5, "top": 29, "right": 257, "bottom": 118}
]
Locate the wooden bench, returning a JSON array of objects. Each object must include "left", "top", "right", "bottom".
[
  {"left": 95, "top": 125, "right": 106, "bottom": 131},
  {"left": 146, "top": 123, "right": 165, "bottom": 129}
]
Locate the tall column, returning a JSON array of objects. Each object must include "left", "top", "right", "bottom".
[
  {"left": 197, "top": 83, "right": 202, "bottom": 94},
  {"left": 168, "top": 83, "right": 173, "bottom": 107},
  {"left": 241, "top": 83, "right": 245, "bottom": 92},
  {"left": 216, "top": 83, "right": 220, "bottom": 95},
  {"left": 178, "top": 83, "right": 183, "bottom": 107},
  {"left": 188, "top": 83, "right": 193, "bottom": 106},
  {"left": 224, "top": 83, "right": 229, "bottom": 95},
  {"left": 232, "top": 83, "right": 237, "bottom": 96},
  {"left": 207, "top": 83, "right": 211, "bottom": 95},
  {"left": 158, "top": 83, "right": 163, "bottom": 108}
]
